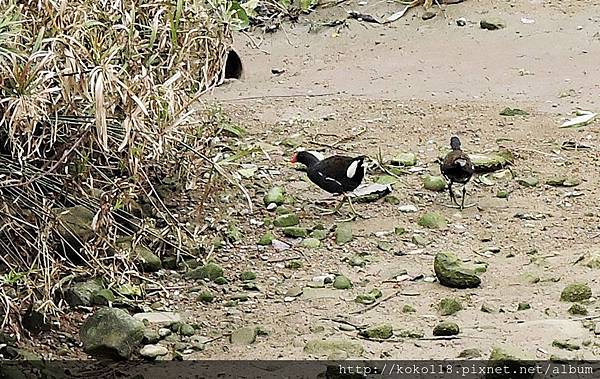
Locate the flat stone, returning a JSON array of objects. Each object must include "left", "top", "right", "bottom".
[
  {"left": 133, "top": 312, "right": 182, "bottom": 325},
  {"left": 139, "top": 344, "right": 169, "bottom": 359}
]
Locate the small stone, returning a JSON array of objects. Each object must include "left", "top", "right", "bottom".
[
  {"left": 197, "top": 291, "right": 214, "bottom": 303},
  {"left": 422, "top": 11, "right": 436, "bottom": 20},
  {"left": 397, "top": 329, "right": 424, "bottom": 338},
  {"left": 422, "top": 175, "right": 446, "bottom": 191},
  {"left": 384, "top": 195, "right": 401, "bottom": 205},
  {"left": 418, "top": 212, "right": 448, "bottom": 229},
  {"left": 176, "top": 323, "right": 195, "bottom": 337},
  {"left": 91, "top": 289, "right": 115, "bottom": 306},
  {"left": 333, "top": 275, "right": 353, "bottom": 290},
  {"left": 439, "top": 298, "right": 462, "bottom": 316},
  {"left": 517, "top": 176, "right": 539, "bottom": 187},
  {"left": 285, "top": 260, "right": 303, "bottom": 269},
  {"left": 184, "top": 262, "right": 224, "bottom": 282},
  {"left": 411, "top": 234, "right": 428, "bottom": 246},
  {"left": 552, "top": 340, "right": 580, "bottom": 351},
  {"left": 310, "top": 229, "right": 329, "bottom": 240},
  {"left": 339, "top": 324, "right": 356, "bottom": 332},
  {"left": 263, "top": 187, "right": 285, "bottom": 206},
  {"left": 402, "top": 304, "right": 416, "bottom": 313},
  {"left": 214, "top": 276, "right": 228, "bottom": 285},
  {"left": 456, "top": 17, "right": 467, "bottom": 26},
  {"left": 499, "top": 107, "right": 529, "bottom": 116},
  {"left": 143, "top": 329, "right": 160, "bottom": 344},
  {"left": 139, "top": 344, "right": 169, "bottom": 359},
  {"left": 158, "top": 328, "right": 172, "bottom": 338},
  {"left": 302, "top": 238, "right": 321, "bottom": 248},
  {"left": 240, "top": 271, "right": 257, "bottom": 281},
  {"left": 433, "top": 321, "right": 460, "bottom": 336},
  {"left": 258, "top": 232, "right": 274, "bottom": 246},
  {"left": 231, "top": 293, "right": 249, "bottom": 302},
  {"left": 394, "top": 226, "right": 407, "bottom": 235},
  {"left": 226, "top": 224, "right": 243, "bottom": 242},
  {"left": 560, "top": 283, "right": 592, "bottom": 302},
  {"left": 377, "top": 240, "right": 393, "bottom": 252},
  {"left": 266, "top": 203, "right": 277, "bottom": 211},
  {"left": 517, "top": 302, "right": 531, "bottom": 311},
  {"left": 304, "top": 339, "right": 364, "bottom": 357},
  {"left": 490, "top": 345, "right": 534, "bottom": 361},
  {"left": 282, "top": 226, "right": 308, "bottom": 238},
  {"left": 434, "top": 251, "right": 481, "bottom": 289},
  {"left": 285, "top": 286, "right": 303, "bottom": 298},
  {"left": 568, "top": 304, "right": 588, "bottom": 316},
  {"left": 480, "top": 17, "right": 506, "bottom": 30},
  {"left": 230, "top": 326, "right": 257, "bottom": 345},
  {"left": 458, "top": 348, "right": 482, "bottom": 359},
  {"left": 480, "top": 303, "right": 495, "bottom": 313},
  {"left": 399, "top": 205, "right": 418, "bottom": 213},
  {"left": 391, "top": 152, "right": 417, "bottom": 166},
  {"left": 496, "top": 190, "right": 509, "bottom": 198},
  {"left": 359, "top": 324, "right": 393, "bottom": 339},
  {"left": 273, "top": 213, "right": 299, "bottom": 227},
  {"left": 335, "top": 223, "right": 353, "bottom": 245},
  {"left": 133, "top": 312, "right": 182, "bottom": 325},
  {"left": 275, "top": 206, "right": 292, "bottom": 215}
]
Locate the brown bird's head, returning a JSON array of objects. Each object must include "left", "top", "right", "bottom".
[{"left": 450, "top": 136, "right": 461, "bottom": 150}]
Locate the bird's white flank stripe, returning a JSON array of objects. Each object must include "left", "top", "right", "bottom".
[
  {"left": 308, "top": 151, "right": 325, "bottom": 161},
  {"left": 346, "top": 160, "right": 360, "bottom": 179}
]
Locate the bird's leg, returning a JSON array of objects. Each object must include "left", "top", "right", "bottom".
[
  {"left": 319, "top": 198, "right": 344, "bottom": 215},
  {"left": 460, "top": 184, "right": 476, "bottom": 209},
  {"left": 443, "top": 181, "right": 461, "bottom": 209}
]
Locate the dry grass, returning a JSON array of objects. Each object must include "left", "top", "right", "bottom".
[{"left": 0, "top": 0, "right": 235, "bottom": 336}]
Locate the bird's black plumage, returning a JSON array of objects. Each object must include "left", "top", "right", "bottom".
[
  {"left": 440, "top": 136, "right": 474, "bottom": 209},
  {"left": 292, "top": 151, "right": 366, "bottom": 195}
]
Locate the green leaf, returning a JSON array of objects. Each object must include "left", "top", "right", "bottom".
[
  {"left": 229, "top": 2, "right": 250, "bottom": 29},
  {"left": 300, "top": 0, "right": 317, "bottom": 12}
]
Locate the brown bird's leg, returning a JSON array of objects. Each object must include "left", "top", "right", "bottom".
[
  {"left": 448, "top": 181, "right": 457, "bottom": 205},
  {"left": 460, "top": 184, "right": 476, "bottom": 209}
]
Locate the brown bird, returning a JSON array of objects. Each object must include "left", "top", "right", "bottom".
[{"left": 440, "top": 136, "right": 474, "bottom": 209}]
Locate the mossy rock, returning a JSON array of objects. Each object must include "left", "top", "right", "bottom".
[
  {"left": 433, "top": 321, "right": 459, "bottom": 336},
  {"left": 359, "top": 324, "right": 393, "bottom": 339},
  {"left": 422, "top": 175, "right": 446, "bottom": 191},
  {"left": 439, "top": 298, "right": 462, "bottom": 316},
  {"left": 282, "top": 227, "right": 308, "bottom": 238},
  {"left": 335, "top": 223, "right": 353, "bottom": 245},
  {"left": 263, "top": 187, "right": 285, "bottom": 206},
  {"left": 258, "top": 232, "right": 274, "bottom": 246},
  {"left": 301, "top": 238, "right": 321, "bottom": 249},
  {"left": 402, "top": 304, "right": 416, "bottom": 313},
  {"left": 310, "top": 229, "right": 329, "bottom": 240},
  {"left": 391, "top": 152, "right": 417, "bottom": 167},
  {"left": 333, "top": 275, "right": 352, "bottom": 290},
  {"left": 197, "top": 291, "right": 214, "bottom": 303},
  {"left": 184, "top": 262, "right": 224, "bottom": 282},
  {"left": 418, "top": 212, "right": 447, "bottom": 229},
  {"left": 434, "top": 252, "right": 481, "bottom": 289},
  {"left": 568, "top": 303, "right": 588, "bottom": 316},
  {"left": 560, "top": 283, "right": 592, "bottom": 302},
  {"left": 239, "top": 271, "right": 257, "bottom": 281},
  {"left": 469, "top": 149, "right": 513, "bottom": 172},
  {"left": 273, "top": 213, "right": 299, "bottom": 227}
]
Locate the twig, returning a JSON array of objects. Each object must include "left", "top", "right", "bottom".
[
  {"left": 433, "top": 0, "right": 447, "bottom": 18},
  {"left": 281, "top": 25, "right": 297, "bottom": 48},
  {"left": 267, "top": 256, "right": 302, "bottom": 263},
  {"left": 333, "top": 127, "right": 367, "bottom": 148},
  {"left": 350, "top": 290, "right": 400, "bottom": 314},
  {"left": 219, "top": 91, "right": 348, "bottom": 102}
]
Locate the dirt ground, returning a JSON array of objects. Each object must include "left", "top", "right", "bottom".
[
  {"left": 196, "top": 0, "right": 600, "bottom": 360},
  {"left": 17, "top": 0, "right": 600, "bottom": 362}
]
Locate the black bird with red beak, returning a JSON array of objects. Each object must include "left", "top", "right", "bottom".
[
  {"left": 291, "top": 151, "right": 367, "bottom": 218},
  {"left": 440, "top": 136, "right": 475, "bottom": 209}
]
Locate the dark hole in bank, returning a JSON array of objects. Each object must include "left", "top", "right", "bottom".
[{"left": 224, "top": 49, "right": 243, "bottom": 80}]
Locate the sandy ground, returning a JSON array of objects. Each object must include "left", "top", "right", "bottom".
[
  {"left": 193, "top": 0, "right": 600, "bottom": 360},
  {"left": 17, "top": 0, "right": 600, "bottom": 363}
]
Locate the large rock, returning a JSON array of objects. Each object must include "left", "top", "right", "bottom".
[
  {"left": 358, "top": 324, "right": 393, "bottom": 339},
  {"left": 273, "top": 213, "right": 299, "bottom": 227},
  {"left": 263, "top": 187, "right": 285, "bottom": 206},
  {"left": 139, "top": 344, "right": 169, "bottom": 359},
  {"left": 418, "top": 212, "right": 448, "bottom": 229},
  {"left": 469, "top": 150, "right": 513, "bottom": 172},
  {"left": 434, "top": 252, "right": 481, "bottom": 288},
  {"left": 63, "top": 278, "right": 104, "bottom": 307},
  {"left": 80, "top": 308, "right": 145, "bottom": 359},
  {"left": 55, "top": 206, "right": 95, "bottom": 256},
  {"left": 423, "top": 175, "right": 446, "bottom": 191},
  {"left": 335, "top": 223, "right": 353, "bottom": 245}
]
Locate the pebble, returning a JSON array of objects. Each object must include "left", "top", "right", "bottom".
[{"left": 399, "top": 204, "right": 418, "bottom": 213}]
